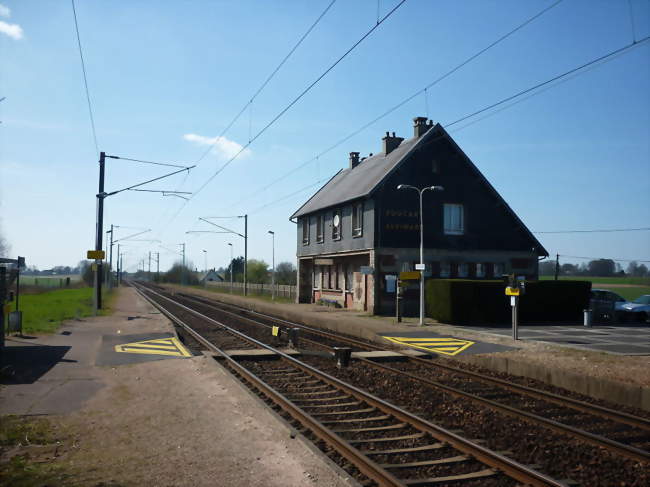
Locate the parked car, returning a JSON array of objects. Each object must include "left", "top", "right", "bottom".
[
  {"left": 618, "top": 295, "right": 650, "bottom": 323},
  {"left": 589, "top": 289, "right": 628, "bottom": 322}
]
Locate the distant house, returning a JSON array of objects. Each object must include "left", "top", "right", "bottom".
[
  {"left": 290, "top": 116, "right": 547, "bottom": 315},
  {"left": 199, "top": 269, "right": 223, "bottom": 283}
]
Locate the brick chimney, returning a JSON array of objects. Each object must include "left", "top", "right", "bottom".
[
  {"left": 349, "top": 151, "right": 361, "bottom": 169},
  {"left": 413, "top": 116, "right": 431, "bottom": 138},
  {"left": 382, "top": 132, "right": 404, "bottom": 155}
]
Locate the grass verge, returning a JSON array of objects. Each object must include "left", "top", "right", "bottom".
[
  {"left": 186, "top": 284, "right": 296, "bottom": 304},
  {"left": 10, "top": 287, "right": 115, "bottom": 334},
  {"left": 0, "top": 415, "right": 72, "bottom": 487}
]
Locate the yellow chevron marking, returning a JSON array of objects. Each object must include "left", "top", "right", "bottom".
[
  {"left": 382, "top": 336, "right": 475, "bottom": 356},
  {"left": 114, "top": 336, "right": 192, "bottom": 357}
]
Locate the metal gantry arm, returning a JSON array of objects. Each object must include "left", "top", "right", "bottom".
[{"left": 195, "top": 215, "right": 248, "bottom": 295}]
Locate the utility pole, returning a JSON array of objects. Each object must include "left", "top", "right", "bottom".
[
  {"left": 554, "top": 253, "right": 560, "bottom": 281},
  {"left": 228, "top": 243, "right": 233, "bottom": 294},
  {"left": 268, "top": 230, "right": 275, "bottom": 300},
  {"left": 244, "top": 214, "right": 248, "bottom": 296},
  {"left": 156, "top": 252, "right": 160, "bottom": 280},
  {"left": 148, "top": 251, "right": 151, "bottom": 281},
  {"left": 93, "top": 151, "right": 106, "bottom": 313},
  {"left": 180, "top": 243, "right": 186, "bottom": 285},
  {"left": 106, "top": 224, "right": 114, "bottom": 289},
  {"left": 116, "top": 244, "right": 120, "bottom": 286},
  {"left": 119, "top": 253, "right": 123, "bottom": 285}
]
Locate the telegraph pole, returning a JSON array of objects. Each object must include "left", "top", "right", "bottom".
[
  {"left": 93, "top": 152, "right": 106, "bottom": 313},
  {"left": 106, "top": 224, "right": 114, "bottom": 289},
  {"left": 244, "top": 214, "right": 248, "bottom": 296},
  {"left": 181, "top": 243, "right": 186, "bottom": 285},
  {"left": 554, "top": 253, "right": 560, "bottom": 281},
  {"left": 156, "top": 252, "right": 160, "bottom": 280},
  {"left": 148, "top": 251, "right": 151, "bottom": 281}
]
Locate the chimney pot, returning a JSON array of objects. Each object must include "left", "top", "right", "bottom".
[
  {"left": 413, "top": 116, "right": 431, "bottom": 138},
  {"left": 382, "top": 132, "right": 404, "bottom": 155},
  {"left": 349, "top": 151, "right": 361, "bottom": 169}
]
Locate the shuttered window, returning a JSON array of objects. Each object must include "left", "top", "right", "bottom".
[{"left": 443, "top": 204, "right": 464, "bottom": 235}]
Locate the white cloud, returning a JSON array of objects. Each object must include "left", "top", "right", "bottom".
[
  {"left": 0, "top": 20, "right": 23, "bottom": 40},
  {"left": 0, "top": 4, "right": 10, "bottom": 18},
  {"left": 183, "top": 133, "right": 251, "bottom": 160}
]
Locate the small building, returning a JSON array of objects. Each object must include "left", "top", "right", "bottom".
[
  {"left": 290, "top": 117, "right": 547, "bottom": 315},
  {"left": 199, "top": 269, "right": 223, "bottom": 283}
]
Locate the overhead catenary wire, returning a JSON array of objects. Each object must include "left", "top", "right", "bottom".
[
  {"left": 71, "top": 0, "right": 99, "bottom": 156},
  {"left": 194, "top": 0, "right": 338, "bottom": 164},
  {"left": 190, "top": 0, "right": 409, "bottom": 198},
  {"left": 157, "top": 0, "right": 408, "bottom": 232},
  {"left": 534, "top": 227, "right": 650, "bottom": 234},
  {"left": 228, "top": 0, "right": 565, "bottom": 209},
  {"left": 106, "top": 155, "right": 191, "bottom": 169},
  {"left": 559, "top": 255, "right": 650, "bottom": 264},
  {"left": 242, "top": 35, "right": 650, "bottom": 217}
]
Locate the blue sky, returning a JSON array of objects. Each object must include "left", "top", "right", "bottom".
[{"left": 1, "top": 0, "right": 648, "bottom": 273}]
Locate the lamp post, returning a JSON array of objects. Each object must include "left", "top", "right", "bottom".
[
  {"left": 396, "top": 184, "right": 444, "bottom": 326},
  {"left": 228, "top": 243, "right": 233, "bottom": 293},
  {"left": 268, "top": 231, "right": 275, "bottom": 300}
]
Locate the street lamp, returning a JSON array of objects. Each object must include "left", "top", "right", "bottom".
[
  {"left": 268, "top": 231, "right": 275, "bottom": 300},
  {"left": 396, "top": 184, "right": 444, "bottom": 325},
  {"left": 227, "top": 243, "right": 233, "bottom": 294}
]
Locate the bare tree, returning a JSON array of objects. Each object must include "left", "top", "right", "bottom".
[{"left": 0, "top": 222, "right": 10, "bottom": 256}]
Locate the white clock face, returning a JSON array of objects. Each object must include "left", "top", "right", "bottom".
[{"left": 333, "top": 214, "right": 340, "bottom": 227}]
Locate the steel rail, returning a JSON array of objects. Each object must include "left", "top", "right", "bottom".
[
  {"left": 177, "top": 290, "right": 650, "bottom": 432},
  {"left": 168, "top": 290, "right": 650, "bottom": 462},
  {"left": 135, "top": 283, "right": 566, "bottom": 487}
]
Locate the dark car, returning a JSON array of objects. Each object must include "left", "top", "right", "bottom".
[
  {"left": 589, "top": 289, "right": 628, "bottom": 322},
  {"left": 618, "top": 295, "right": 650, "bottom": 323}
]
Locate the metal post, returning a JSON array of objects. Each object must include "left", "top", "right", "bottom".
[
  {"left": 228, "top": 243, "right": 233, "bottom": 293},
  {"left": 512, "top": 295, "right": 519, "bottom": 340},
  {"left": 93, "top": 151, "right": 106, "bottom": 313},
  {"left": 244, "top": 214, "right": 248, "bottom": 296},
  {"left": 148, "top": 251, "right": 151, "bottom": 281},
  {"left": 119, "top": 253, "right": 123, "bottom": 284},
  {"left": 107, "top": 224, "right": 114, "bottom": 289},
  {"left": 181, "top": 243, "right": 186, "bottom": 285},
  {"left": 269, "top": 231, "right": 275, "bottom": 300},
  {"left": 554, "top": 253, "right": 559, "bottom": 281},
  {"left": 418, "top": 190, "right": 425, "bottom": 326},
  {"left": 156, "top": 252, "right": 160, "bottom": 280},
  {"left": 116, "top": 244, "right": 120, "bottom": 286}
]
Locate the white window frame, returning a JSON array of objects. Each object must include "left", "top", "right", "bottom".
[
  {"left": 440, "top": 262, "right": 451, "bottom": 278},
  {"left": 332, "top": 209, "right": 342, "bottom": 240},
  {"left": 476, "top": 263, "right": 486, "bottom": 278},
  {"left": 316, "top": 214, "right": 324, "bottom": 243},
  {"left": 494, "top": 263, "right": 505, "bottom": 277},
  {"left": 302, "top": 217, "right": 310, "bottom": 245},
  {"left": 458, "top": 263, "right": 469, "bottom": 278},
  {"left": 444, "top": 203, "right": 464, "bottom": 235},
  {"left": 352, "top": 202, "right": 363, "bottom": 238}
]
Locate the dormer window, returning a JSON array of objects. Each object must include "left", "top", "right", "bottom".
[
  {"left": 316, "top": 214, "right": 324, "bottom": 243},
  {"left": 352, "top": 202, "right": 363, "bottom": 237}
]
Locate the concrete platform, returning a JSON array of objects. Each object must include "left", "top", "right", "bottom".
[
  {"left": 464, "top": 324, "right": 650, "bottom": 356},
  {"left": 379, "top": 330, "right": 513, "bottom": 356},
  {"left": 352, "top": 350, "right": 416, "bottom": 361},
  {"left": 96, "top": 332, "right": 193, "bottom": 366}
]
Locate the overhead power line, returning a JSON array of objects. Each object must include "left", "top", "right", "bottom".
[
  {"left": 535, "top": 227, "right": 650, "bottom": 234},
  {"left": 107, "top": 155, "right": 191, "bottom": 169},
  {"left": 228, "top": 0, "right": 565, "bottom": 209},
  {"left": 71, "top": 0, "right": 99, "bottom": 155},
  {"left": 243, "top": 35, "right": 649, "bottom": 216},
  {"left": 194, "top": 0, "right": 338, "bottom": 164},
  {"left": 190, "top": 0, "right": 409, "bottom": 198}
]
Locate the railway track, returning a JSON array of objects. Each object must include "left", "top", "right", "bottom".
[
  {"left": 132, "top": 282, "right": 567, "bottom": 487},
  {"left": 154, "top": 286, "right": 650, "bottom": 465}
]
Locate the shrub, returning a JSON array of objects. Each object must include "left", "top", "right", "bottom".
[{"left": 425, "top": 279, "right": 591, "bottom": 324}]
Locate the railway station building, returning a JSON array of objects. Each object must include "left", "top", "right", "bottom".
[{"left": 290, "top": 117, "right": 547, "bottom": 315}]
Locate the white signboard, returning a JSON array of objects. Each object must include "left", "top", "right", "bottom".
[{"left": 415, "top": 263, "right": 425, "bottom": 271}]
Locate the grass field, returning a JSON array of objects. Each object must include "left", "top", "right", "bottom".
[
  {"left": 540, "top": 276, "right": 650, "bottom": 301},
  {"left": 10, "top": 287, "right": 113, "bottom": 334}
]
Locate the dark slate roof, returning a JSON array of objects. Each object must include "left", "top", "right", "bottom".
[{"left": 290, "top": 127, "right": 433, "bottom": 219}]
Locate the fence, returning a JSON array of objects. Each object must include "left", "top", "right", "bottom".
[
  {"left": 206, "top": 280, "right": 297, "bottom": 300},
  {"left": 19, "top": 275, "right": 81, "bottom": 288}
]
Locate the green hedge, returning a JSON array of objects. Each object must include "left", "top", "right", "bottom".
[{"left": 425, "top": 279, "right": 592, "bottom": 324}]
